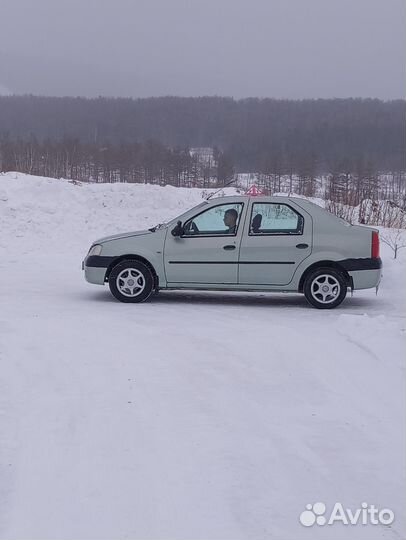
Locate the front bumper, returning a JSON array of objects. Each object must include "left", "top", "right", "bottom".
[
  {"left": 84, "top": 265, "right": 107, "bottom": 285},
  {"left": 82, "top": 255, "right": 115, "bottom": 285}
]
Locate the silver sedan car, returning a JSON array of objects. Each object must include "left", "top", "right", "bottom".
[{"left": 83, "top": 196, "right": 382, "bottom": 309}]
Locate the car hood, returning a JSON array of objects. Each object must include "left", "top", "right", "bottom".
[{"left": 95, "top": 229, "right": 152, "bottom": 244}]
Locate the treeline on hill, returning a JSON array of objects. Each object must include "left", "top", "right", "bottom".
[
  {"left": 0, "top": 137, "right": 234, "bottom": 186},
  {"left": 0, "top": 95, "right": 404, "bottom": 175}
]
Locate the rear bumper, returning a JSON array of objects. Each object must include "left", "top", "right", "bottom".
[
  {"left": 348, "top": 268, "right": 382, "bottom": 290},
  {"left": 338, "top": 257, "right": 382, "bottom": 290},
  {"left": 339, "top": 257, "right": 382, "bottom": 271}
]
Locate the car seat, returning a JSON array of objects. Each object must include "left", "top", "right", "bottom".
[{"left": 251, "top": 213, "right": 262, "bottom": 233}]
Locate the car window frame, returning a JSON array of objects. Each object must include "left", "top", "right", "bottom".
[
  {"left": 181, "top": 202, "right": 245, "bottom": 239},
  {"left": 248, "top": 202, "right": 304, "bottom": 236}
]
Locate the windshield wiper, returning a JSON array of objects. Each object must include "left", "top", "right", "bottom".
[{"left": 148, "top": 222, "right": 166, "bottom": 232}]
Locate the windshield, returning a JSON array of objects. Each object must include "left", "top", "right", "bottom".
[{"left": 149, "top": 201, "right": 208, "bottom": 231}]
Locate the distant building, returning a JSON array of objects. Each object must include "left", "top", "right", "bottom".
[{"left": 189, "top": 147, "right": 217, "bottom": 166}]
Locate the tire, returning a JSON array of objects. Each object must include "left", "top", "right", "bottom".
[
  {"left": 303, "top": 267, "right": 347, "bottom": 309},
  {"left": 108, "top": 259, "right": 154, "bottom": 303}
]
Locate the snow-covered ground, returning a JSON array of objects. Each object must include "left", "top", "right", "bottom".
[{"left": 0, "top": 172, "right": 405, "bottom": 540}]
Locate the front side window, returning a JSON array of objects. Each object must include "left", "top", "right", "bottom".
[
  {"left": 183, "top": 203, "right": 243, "bottom": 236},
  {"left": 250, "top": 203, "right": 303, "bottom": 235}
]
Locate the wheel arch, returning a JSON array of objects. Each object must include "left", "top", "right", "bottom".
[
  {"left": 105, "top": 254, "right": 159, "bottom": 288},
  {"left": 298, "top": 260, "right": 353, "bottom": 292}
]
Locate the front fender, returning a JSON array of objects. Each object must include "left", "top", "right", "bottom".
[{"left": 100, "top": 234, "right": 166, "bottom": 286}]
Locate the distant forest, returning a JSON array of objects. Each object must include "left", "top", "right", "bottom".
[{"left": 0, "top": 96, "right": 404, "bottom": 178}]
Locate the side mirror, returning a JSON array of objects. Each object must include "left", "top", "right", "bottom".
[{"left": 171, "top": 220, "right": 184, "bottom": 237}]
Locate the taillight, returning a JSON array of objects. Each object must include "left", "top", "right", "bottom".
[{"left": 371, "top": 231, "right": 380, "bottom": 259}]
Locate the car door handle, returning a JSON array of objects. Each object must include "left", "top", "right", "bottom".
[
  {"left": 223, "top": 245, "right": 236, "bottom": 250},
  {"left": 296, "top": 243, "right": 309, "bottom": 249}
]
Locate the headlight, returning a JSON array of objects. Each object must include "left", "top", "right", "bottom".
[{"left": 88, "top": 244, "right": 102, "bottom": 256}]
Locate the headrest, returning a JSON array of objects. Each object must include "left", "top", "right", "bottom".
[{"left": 251, "top": 213, "right": 262, "bottom": 233}]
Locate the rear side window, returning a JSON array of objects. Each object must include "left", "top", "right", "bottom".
[{"left": 250, "top": 203, "right": 303, "bottom": 235}]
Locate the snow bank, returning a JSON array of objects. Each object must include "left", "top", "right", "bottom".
[{"left": 0, "top": 172, "right": 239, "bottom": 252}]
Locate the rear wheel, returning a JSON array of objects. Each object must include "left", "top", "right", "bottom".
[
  {"left": 303, "top": 267, "right": 347, "bottom": 309},
  {"left": 109, "top": 260, "right": 154, "bottom": 303}
]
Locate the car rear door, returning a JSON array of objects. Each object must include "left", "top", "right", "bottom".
[{"left": 238, "top": 200, "right": 313, "bottom": 286}]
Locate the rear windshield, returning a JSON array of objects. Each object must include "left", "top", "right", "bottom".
[{"left": 298, "top": 199, "right": 352, "bottom": 226}]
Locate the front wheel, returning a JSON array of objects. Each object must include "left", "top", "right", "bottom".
[
  {"left": 303, "top": 267, "right": 347, "bottom": 309},
  {"left": 109, "top": 260, "right": 154, "bottom": 303}
]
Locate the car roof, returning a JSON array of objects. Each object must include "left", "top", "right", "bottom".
[{"left": 208, "top": 195, "right": 304, "bottom": 203}]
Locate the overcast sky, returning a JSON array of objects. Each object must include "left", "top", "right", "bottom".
[{"left": 0, "top": 0, "right": 404, "bottom": 99}]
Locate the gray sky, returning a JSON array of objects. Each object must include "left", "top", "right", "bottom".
[{"left": 0, "top": 0, "right": 404, "bottom": 99}]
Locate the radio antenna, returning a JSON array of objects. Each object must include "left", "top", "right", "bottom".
[{"left": 206, "top": 178, "right": 236, "bottom": 200}]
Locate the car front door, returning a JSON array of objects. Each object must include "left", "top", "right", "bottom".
[
  {"left": 238, "top": 201, "right": 312, "bottom": 286},
  {"left": 164, "top": 202, "right": 245, "bottom": 284}
]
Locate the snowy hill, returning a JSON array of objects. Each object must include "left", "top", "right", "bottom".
[
  {"left": 0, "top": 172, "right": 240, "bottom": 253},
  {"left": 0, "top": 172, "right": 405, "bottom": 540}
]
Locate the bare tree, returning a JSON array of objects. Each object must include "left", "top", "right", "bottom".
[{"left": 381, "top": 229, "right": 406, "bottom": 259}]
